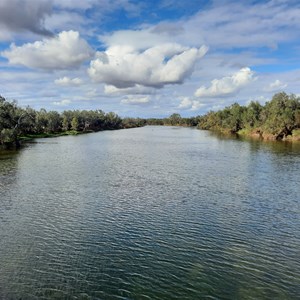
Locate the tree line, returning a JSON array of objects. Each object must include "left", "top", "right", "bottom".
[
  {"left": 146, "top": 113, "right": 200, "bottom": 127},
  {"left": 146, "top": 92, "right": 300, "bottom": 141},
  {"left": 197, "top": 92, "right": 300, "bottom": 140},
  {"left": 1, "top": 92, "right": 300, "bottom": 148},
  {"left": 0, "top": 96, "right": 145, "bottom": 148}
]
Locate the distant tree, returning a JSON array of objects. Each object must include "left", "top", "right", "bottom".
[
  {"left": 0, "top": 98, "right": 20, "bottom": 146},
  {"left": 261, "top": 92, "right": 300, "bottom": 138},
  {"left": 62, "top": 115, "right": 69, "bottom": 131},
  {"left": 35, "top": 109, "right": 48, "bottom": 133},
  {"left": 71, "top": 116, "right": 79, "bottom": 131},
  {"left": 169, "top": 113, "right": 182, "bottom": 126},
  {"left": 0, "top": 97, "right": 35, "bottom": 147},
  {"left": 105, "top": 112, "right": 122, "bottom": 129},
  {"left": 46, "top": 111, "right": 61, "bottom": 132},
  {"left": 242, "top": 101, "right": 263, "bottom": 128},
  {"left": 122, "top": 117, "right": 146, "bottom": 128}
]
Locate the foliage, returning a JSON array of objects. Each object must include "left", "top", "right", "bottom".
[
  {"left": 146, "top": 114, "right": 200, "bottom": 127},
  {"left": 0, "top": 96, "right": 145, "bottom": 148},
  {"left": 197, "top": 92, "right": 300, "bottom": 140},
  {"left": 2, "top": 92, "right": 299, "bottom": 147}
]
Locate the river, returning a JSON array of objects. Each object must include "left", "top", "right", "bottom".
[{"left": 0, "top": 126, "right": 299, "bottom": 299}]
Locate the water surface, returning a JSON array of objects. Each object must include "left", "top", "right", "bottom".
[{"left": 0, "top": 126, "right": 299, "bottom": 299}]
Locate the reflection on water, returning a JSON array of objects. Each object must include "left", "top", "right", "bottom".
[
  {"left": 0, "top": 126, "right": 299, "bottom": 299},
  {"left": 208, "top": 130, "right": 300, "bottom": 153}
]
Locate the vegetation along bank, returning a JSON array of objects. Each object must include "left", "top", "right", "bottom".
[
  {"left": 1, "top": 92, "right": 300, "bottom": 149},
  {"left": 146, "top": 92, "right": 300, "bottom": 141},
  {"left": 0, "top": 95, "right": 145, "bottom": 149},
  {"left": 197, "top": 92, "right": 300, "bottom": 141}
]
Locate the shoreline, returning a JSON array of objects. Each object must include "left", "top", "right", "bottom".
[
  {"left": 1, "top": 127, "right": 145, "bottom": 151},
  {"left": 237, "top": 128, "right": 300, "bottom": 142}
]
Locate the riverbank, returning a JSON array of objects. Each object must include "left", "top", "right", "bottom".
[
  {"left": 197, "top": 92, "right": 300, "bottom": 142},
  {"left": 0, "top": 130, "right": 93, "bottom": 150},
  {"left": 1, "top": 126, "right": 145, "bottom": 150},
  {"left": 1, "top": 96, "right": 146, "bottom": 149},
  {"left": 237, "top": 128, "right": 300, "bottom": 142}
]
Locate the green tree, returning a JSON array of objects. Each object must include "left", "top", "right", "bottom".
[
  {"left": 62, "top": 115, "right": 69, "bottom": 131},
  {"left": 105, "top": 112, "right": 122, "bottom": 129},
  {"left": 262, "top": 92, "right": 300, "bottom": 138},
  {"left": 35, "top": 109, "right": 48, "bottom": 133},
  {"left": 46, "top": 111, "right": 61, "bottom": 133},
  {"left": 0, "top": 97, "right": 21, "bottom": 146},
  {"left": 71, "top": 116, "right": 79, "bottom": 131},
  {"left": 243, "top": 101, "right": 263, "bottom": 128},
  {"left": 169, "top": 113, "right": 182, "bottom": 126}
]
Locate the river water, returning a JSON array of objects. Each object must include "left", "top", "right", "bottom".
[{"left": 0, "top": 126, "right": 299, "bottom": 299}]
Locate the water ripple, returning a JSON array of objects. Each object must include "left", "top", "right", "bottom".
[{"left": 0, "top": 127, "right": 299, "bottom": 299}]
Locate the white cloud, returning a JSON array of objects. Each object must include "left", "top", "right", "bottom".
[
  {"left": 121, "top": 95, "right": 151, "bottom": 105},
  {"left": 1, "top": 0, "right": 300, "bottom": 117},
  {"left": 191, "top": 101, "right": 205, "bottom": 111},
  {"left": 88, "top": 43, "right": 208, "bottom": 88},
  {"left": 178, "top": 97, "right": 192, "bottom": 109},
  {"left": 2, "top": 30, "right": 94, "bottom": 70},
  {"left": 100, "top": 29, "right": 169, "bottom": 50},
  {"left": 264, "top": 79, "right": 287, "bottom": 92},
  {"left": 53, "top": 99, "right": 71, "bottom": 106},
  {"left": 104, "top": 84, "right": 155, "bottom": 95},
  {"left": 54, "top": 76, "right": 83, "bottom": 86},
  {"left": 171, "top": 1, "right": 300, "bottom": 50},
  {"left": 195, "top": 67, "right": 255, "bottom": 98},
  {"left": 178, "top": 97, "right": 205, "bottom": 111}
]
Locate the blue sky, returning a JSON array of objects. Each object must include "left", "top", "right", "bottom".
[{"left": 0, "top": 0, "right": 300, "bottom": 117}]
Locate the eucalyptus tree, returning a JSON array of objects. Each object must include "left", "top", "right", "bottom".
[
  {"left": 242, "top": 101, "right": 263, "bottom": 128},
  {"left": 105, "top": 112, "right": 122, "bottom": 129},
  {"left": 71, "top": 116, "right": 79, "bottom": 131},
  {"left": 0, "top": 96, "right": 34, "bottom": 147},
  {"left": 261, "top": 92, "right": 300, "bottom": 138},
  {"left": 46, "top": 111, "right": 62, "bottom": 133}
]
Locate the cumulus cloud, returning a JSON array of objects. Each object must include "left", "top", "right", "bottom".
[
  {"left": 88, "top": 44, "right": 208, "bottom": 89},
  {"left": 264, "top": 79, "right": 287, "bottom": 92},
  {"left": 2, "top": 31, "right": 94, "bottom": 70},
  {"left": 191, "top": 101, "right": 205, "bottom": 111},
  {"left": 121, "top": 95, "right": 151, "bottom": 105},
  {"left": 178, "top": 97, "right": 205, "bottom": 111},
  {"left": 195, "top": 67, "right": 255, "bottom": 98},
  {"left": 178, "top": 97, "right": 193, "bottom": 109},
  {"left": 53, "top": 99, "right": 71, "bottom": 106},
  {"left": 0, "top": 0, "right": 52, "bottom": 39},
  {"left": 54, "top": 76, "right": 83, "bottom": 86}
]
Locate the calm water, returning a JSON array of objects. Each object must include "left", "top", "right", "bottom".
[{"left": 0, "top": 126, "right": 299, "bottom": 300}]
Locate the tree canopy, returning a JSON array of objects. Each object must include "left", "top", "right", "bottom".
[
  {"left": 1, "top": 92, "right": 299, "bottom": 148},
  {"left": 0, "top": 96, "right": 145, "bottom": 148},
  {"left": 197, "top": 92, "right": 300, "bottom": 140}
]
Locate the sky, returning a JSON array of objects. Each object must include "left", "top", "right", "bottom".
[{"left": 0, "top": 0, "right": 300, "bottom": 118}]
